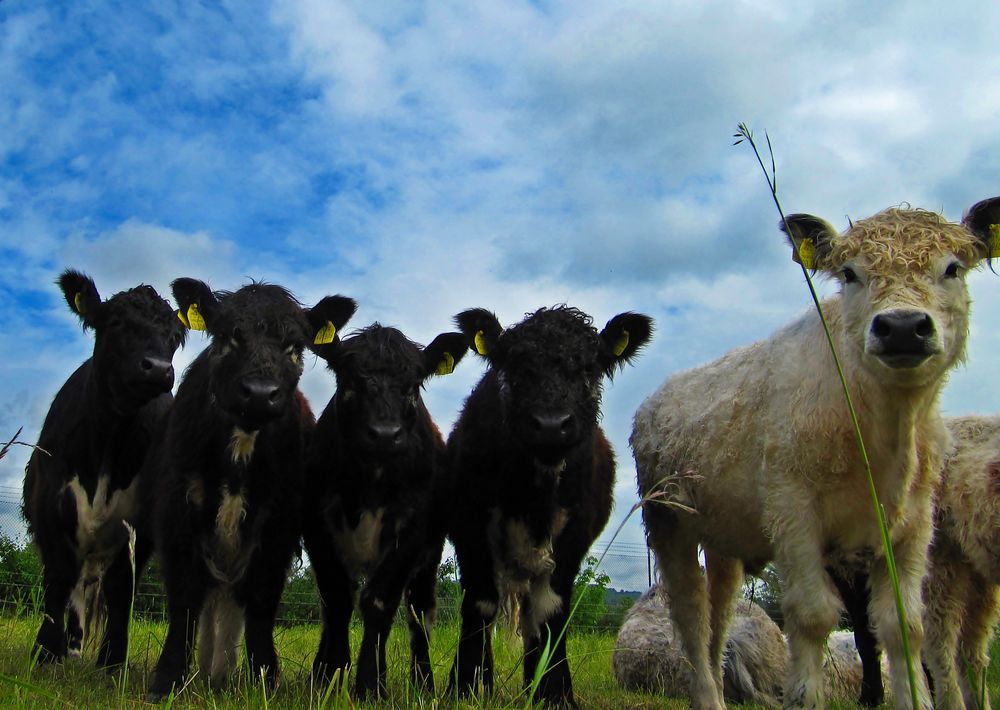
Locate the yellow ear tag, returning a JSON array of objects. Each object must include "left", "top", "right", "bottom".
[
  {"left": 73, "top": 292, "right": 84, "bottom": 315},
  {"left": 185, "top": 303, "right": 206, "bottom": 331},
  {"left": 795, "top": 238, "right": 816, "bottom": 269},
  {"left": 435, "top": 352, "right": 455, "bottom": 376},
  {"left": 314, "top": 321, "right": 336, "bottom": 345},
  {"left": 177, "top": 309, "right": 190, "bottom": 328},
  {"left": 613, "top": 330, "right": 630, "bottom": 357},
  {"left": 989, "top": 224, "right": 1000, "bottom": 259},
  {"left": 474, "top": 330, "right": 489, "bottom": 356}
]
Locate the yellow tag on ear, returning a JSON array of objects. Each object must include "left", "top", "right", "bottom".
[
  {"left": 989, "top": 224, "right": 1000, "bottom": 259},
  {"left": 435, "top": 352, "right": 456, "bottom": 376},
  {"left": 795, "top": 238, "right": 816, "bottom": 269},
  {"left": 613, "top": 330, "right": 630, "bottom": 357},
  {"left": 73, "top": 292, "right": 84, "bottom": 315},
  {"left": 177, "top": 309, "right": 189, "bottom": 328},
  {"left": 474, "top": 330, "right": 489, "bottom": 356},
  {"left": 186, "top": 303, "right": 206, "bottom": 331},
  {"left": 314, "top": 321, "right": 336, "bottom": 345}
]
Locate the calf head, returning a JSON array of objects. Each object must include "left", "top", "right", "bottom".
[
  {"left": 317, "top": 324, "right": 467, "bottom": 458},
  {"left": 172, "top": 278, "right": 356, "bottom": 431},
  {"left": 59, "top": 269, "right": 185, "bottom": 412},
  {"left": 782, "top": 196, "right": 1000, "bottom": 387},
  {"left": 456, "top": 306, "right": 652, "bottom": 465}
]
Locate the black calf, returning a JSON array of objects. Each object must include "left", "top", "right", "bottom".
[
  {"left": 22, "top": 270, "right": 184, "bottom": 668},
  {"left": 447, "top": 306, "right": 652, "bottom": 706},
  {"left": 304, "top": 324, "right": 467, "bottom": 699},
  {"left": 144, "top": 279, "right": 355, "bottom": 700}
]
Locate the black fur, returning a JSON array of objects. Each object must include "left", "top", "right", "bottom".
[
  {"left": 22, "top": 270, "right": 184, "bottom": 668},
  {"left": 144, "top": 280, "right": 355, "bottom": 700},
  {"left": 304, "top": 324, "right": 467, "bottom": 699},
  {"left": 446, "top": 306, "right": 652, "bottom": 707}
]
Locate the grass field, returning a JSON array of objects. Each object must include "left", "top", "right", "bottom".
[{"left": 0, "top": 613, "right": 996, "bottom": 709}]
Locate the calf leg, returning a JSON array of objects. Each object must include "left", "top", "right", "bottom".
[
  {"left": 650, "top": 532, "right": 722, "bottom": 710},
  {"left": 405, "top": 542, "right": 444, "bottom": 693},
  {"left": 956, "top": 573, "right": 998, "bottom": 710},
  {"left": 870, "top": 539, "right": 932, "bottom": 710},
  {"left": 523, "top": 563, "right": 581, "bottom": 707},
  {"left": 776, "top": 536, "right": 843, "bottom": 710},
  {"left": 706, "top": 551, "right": 743, "bottom": 701},
  {"left": 308, "top": 540, "right": 354, "bottom": 688},
  {"left": 829, "top": 568, "right": 883, "bottom": 707},
  {"left": 356, "top": 568, "right": 409, "bottom": 700},
  {"left": 449, "top": 533, "right": 500, "bottom": 698},
  {"left": 97, "top": 534, "right": 152, "bottom": 671},
  {"left": 147, "top": 600, "right": 201, "bottom": 701},
  {"left": 34, "top": 551, "right": 80, "bottom": 664},
  {"left": 66, "top": 587, "right": 85, "bottom": 657},
  {"left": 449, "top": 580, "right": 499, "bottom": 697}
]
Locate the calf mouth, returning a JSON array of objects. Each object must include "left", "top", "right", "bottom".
[{"left": 875, "top": 352, "right": 933, "bottom": 369}]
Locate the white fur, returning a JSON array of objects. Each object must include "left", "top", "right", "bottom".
[
  {"left": 198, "top": 588, "right": 245, "bottom": 687},
  {"left": 66, "top": 474, "right": 139, "bottom": 560},
  {"left": 333, "top": 507, "right": 385, "bottom": 576},
  {"left": 921, "top": 415, "right": 1000, "bottom": 710},
  {"left": 633, "top": 212, "right": 978, "bottom": 710},
  {"left": 228, "top": 428, "right": 258, "bottom": 466}
]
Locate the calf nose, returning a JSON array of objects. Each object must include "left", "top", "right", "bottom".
[
  {"left": 140, "top": 356, "right": 174, "bottom": 389},
  {"left": 870, "top": 310, "right": 935, "bottom": 365},
  {"left": 238, "top": 377, "right": 286, "bottom": 418},
  {"left": 530, "top": 412, "right": 577, "bottom": 446},
  {"left": 363, "top": 422, "right": 405, "bottom": 453}
]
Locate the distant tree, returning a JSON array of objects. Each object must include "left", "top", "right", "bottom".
[
  {"left": 569, "top": 555, "right": 610, "bottom": 632},
  {"left": 0, "top": 533, "right": 41, "bottom": 613}
]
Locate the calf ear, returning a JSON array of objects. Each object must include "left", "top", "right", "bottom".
[
  {"left": 171, "top": 278, "right": 219, "bottom": 332},
  {"left": 423, "top": 332, "right": 469, "bottom": 378},
  {"left": 454, "top": 308, "right": 503, "bottom": 362},
  {"left": 600, "top": 312, "right": 653, "bottom": 376},
  {"left": 58, "top": 269, "right": 103, "bottom": 330},
  {"left": 962, "top": 196, "right": 1000, "bottom": 260},
  {"left": 306, "top": 295, "right": 357, "bottom": 359},
  {"left": 780, "top": 214, "right": 838, "bottom": 271}
]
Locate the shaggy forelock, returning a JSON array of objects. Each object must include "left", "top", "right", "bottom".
[
  {"left": 213, "top": 282, "right": 309, "bottom": 342},
  {"left": 827, "top": 207, "right": 982, "bottom": 273},
  {"left": 501, "top": 306, "right": 602, "bottom": 369},
  {"left": 337, "top": 324, "right": 424, "bottom": 382},
  {"left": 105, "top": 284, "right": 185, "bottom": 341}
]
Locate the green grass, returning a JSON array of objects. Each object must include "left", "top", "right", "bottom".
[{"left": 0, "top": 613, "right": 996, "bottom": 708}]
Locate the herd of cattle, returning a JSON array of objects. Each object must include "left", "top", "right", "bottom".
[{"left": 16, "top": 195, "right": 1000, "bottom": 709}]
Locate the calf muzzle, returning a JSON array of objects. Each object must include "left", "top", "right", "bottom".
[
  {"left": 869, "top": 309, "right": 935, "bottom": 368},
  {"left": 234, "top": 376, "right": 287, "bottom": 427}
]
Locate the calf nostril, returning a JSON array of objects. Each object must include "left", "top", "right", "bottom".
[
  {"left": 871, "top": 316, "right": 891, "bottom": 339},
  {"left": 915, "top": 315, "right": 933, "bottom": 339}
]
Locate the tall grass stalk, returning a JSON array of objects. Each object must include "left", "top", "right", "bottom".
[{"left": 734, "top": 122, "right": 920, "bottom": 710}]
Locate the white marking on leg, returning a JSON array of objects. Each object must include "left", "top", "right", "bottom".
[{"left": 199, "top": 588, "right": 245, "bottom": 687}]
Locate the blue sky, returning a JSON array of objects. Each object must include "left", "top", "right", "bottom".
[{"left": 3, "top": 0, "right": 1000, "bottom": 589}]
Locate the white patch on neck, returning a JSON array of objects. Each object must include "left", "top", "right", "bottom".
[
  {"left": 228, "top": 428, "right": 258, "bottom": 465},
  {"left": 216, "top": 488, "right": 247, "bottom": 552}
]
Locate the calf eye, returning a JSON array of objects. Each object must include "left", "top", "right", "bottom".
[
  {"left": 841, "top": 267, "right": 858, "bottom": 284},
  {"left": 943, "top": 262, "right": 960, "bottom": 279}
]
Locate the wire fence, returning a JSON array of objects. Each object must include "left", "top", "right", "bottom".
[{"left": 0, "top": 485, "right": 653, "bottom": 629}]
